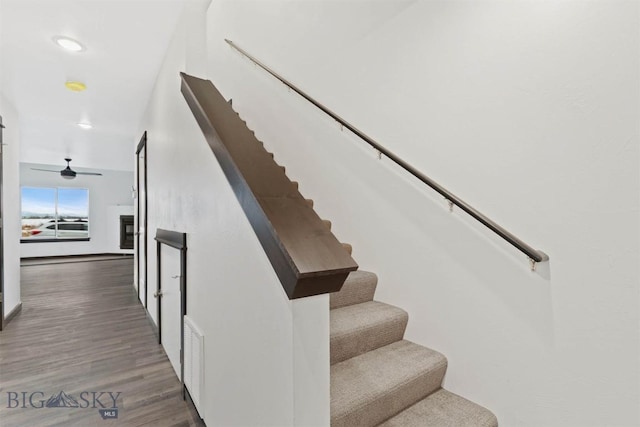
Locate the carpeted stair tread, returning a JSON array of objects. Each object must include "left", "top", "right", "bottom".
[
  {"left": 331, "top": 340, "right": 447, "bottom": 427},
  {"left": 331, "top": 301, "right": 408, "bottom": 365},
  {"left": 330, "top": 270, "right": 377, "bottom": 309},
  {"left": 378, "top": 389, "right": 498, "bottom": 427}
]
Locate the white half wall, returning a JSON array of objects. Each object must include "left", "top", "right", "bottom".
[
  {"left": 207, "top": 1, "right": 640, "bottom": 426},
  {"left": 1, "top": 93, "right": 22, "bottom": 318},
  {"left": 136, "top": 2, "right": 328, "bottom": 425},
  {"left": 20, "top": 163, "right": 134, "bottom": 258}
]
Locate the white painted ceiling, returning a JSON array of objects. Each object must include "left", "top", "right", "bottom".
[{"left": 0, "top": 0, "right": 186, "bottom": 172}]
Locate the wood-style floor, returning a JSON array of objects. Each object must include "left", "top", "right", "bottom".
[{"left": 0, "top": 258, "right": 205, "bottom": 426}]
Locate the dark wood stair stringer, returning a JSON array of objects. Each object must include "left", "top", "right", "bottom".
[{"left": 180, "top": 72, "right": 358, "bottom": 299}]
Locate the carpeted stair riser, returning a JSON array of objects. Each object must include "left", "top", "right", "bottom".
[
  {"left": 331, "top": 340, "right": 447, "bottom": 427},
  {"left": 330, "top": 301, "right": 408, "bottom": 365},
  {"left": 330, "top": 270, "right": 377, "bottom": 309}
]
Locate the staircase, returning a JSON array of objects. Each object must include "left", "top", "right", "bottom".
[
  {"left": 310, "top": 200, "right": 499, "bottom": 426},
  {"left": 180, "top": 73, "right": 498, "bottom": 426},
  {"left": 328, "top": 261, "right": 498, "bottom": 426}
]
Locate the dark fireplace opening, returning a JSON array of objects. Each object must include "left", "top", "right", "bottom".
[{"left": 120, "top": 215, "right": 134, "bottom": 250}]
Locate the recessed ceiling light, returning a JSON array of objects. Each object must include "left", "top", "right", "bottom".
[
  {"left": 65, "top": 81, "right": 87, "bottom": 92},
  {"left": 53, "top": 36, "right": 85, "bottom": 52},
  {"left": 77, "top": 122, "right": 92, "bottom": 130}
]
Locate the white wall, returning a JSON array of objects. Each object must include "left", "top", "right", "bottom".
[
  {"left": 137, "top": 2, "right": 328, "bottom": 424},
  {"left": 20, "top": 163, "right": 133, "bottom": 257},
  {"left": 207, "top": 1, "right": 640, "bottom": 426},
  {"left": 1, "top": 93, "right": 22, "bottom": 317}
]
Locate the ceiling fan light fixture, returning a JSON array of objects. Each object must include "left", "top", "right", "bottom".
[
  {"left": 31, "top": 158, "right": 102, "bottom": 179},
  {"left": 53, "top": 36, "right": 85, "bottom": 52},
  {"left": 77, "top": 122, "right": 92, "bottom": 130},
  {"left": 65, "top": 81, "right": 87, "bottom": 92}
]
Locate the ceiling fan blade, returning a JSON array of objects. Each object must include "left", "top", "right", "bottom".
[
  {"left": 31, "top": 168, "right": 60, "bottom": 173},
  {"left": 75, "top": 171, "right": 103, "bottom": 176}
]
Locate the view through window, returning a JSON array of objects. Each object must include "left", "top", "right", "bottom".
[{"left": 21, "top": 187, "right": 90, "bottom": 240}]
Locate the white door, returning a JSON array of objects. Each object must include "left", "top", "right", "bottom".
[
  {"left": 136, "top": 142, "right": 147, "bottom": 305},
  {"left": 160, "top": 245, "right": 182, "bottom": 378}
]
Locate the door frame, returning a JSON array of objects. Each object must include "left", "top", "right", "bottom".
[
  {"left": 155, "top": 228, "right": 188, "bottom": 399},
  {"left": 0, "top": 115, "right": 5, "bottom": 331},
  {"left": 135, "top": 132, "right": 148, "bottom": 307}
]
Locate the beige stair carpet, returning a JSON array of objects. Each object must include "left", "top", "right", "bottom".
[{"left": 329, "top": 268, "right": 498, "bottom": 427}]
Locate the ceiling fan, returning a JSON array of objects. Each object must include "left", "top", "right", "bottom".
[{"left": 31, "top": 158, "right": 103, "bottom": 180}]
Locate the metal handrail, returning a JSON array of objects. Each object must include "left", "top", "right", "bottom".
[{"left": 225, "top": 39, "right": 549, "bottom": 265}]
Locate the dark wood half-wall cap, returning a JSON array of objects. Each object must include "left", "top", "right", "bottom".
[{"left": 180, "top": 72, "right": 357, "bottom": 299}]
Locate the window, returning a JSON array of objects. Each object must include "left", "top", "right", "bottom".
[{"left": 21, "top": 187, "right": 90, "bottom": 241}]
